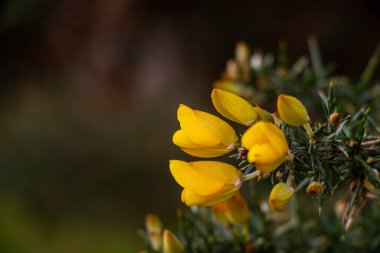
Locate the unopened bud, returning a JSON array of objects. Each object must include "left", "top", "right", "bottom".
[
  {"left": 329, "top": 112, "right": 341, "bottom": 125},
  {"left": 163, "top": 229, "right": 184, "bottom": 253},
  {"left": 276, "top": 170, "right": 284, "bottom": 180},
  {"left": 277, "top": 94, "right": 309, "bottom": 127},
  {"left": 145, "top": 214, "right": 163, "bottom": 251},
  {"left": 306, "top": 181, "right": 324, "bottom": 198},
  {"left": 269, "top": 183, "right": 294, "bottom": 212}
]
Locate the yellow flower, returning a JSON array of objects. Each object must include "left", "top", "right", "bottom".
[
  {"left": 163, "top": 229, "right": 184, "bottom": 253},
  {"left": 306, "top": 181, "right": 324, "bottom": 198},
  {"left": 212, "top": 193, "right": 250, "bottom": 225},
  {"left": 173, "top": 104, "right": 238, "bottom": 158},
  {"left": 145, "top": 214, "right": 162, "bottom": 251},
  {"left": 277, "top": 94, "right": 309, "bottom": 126},
  {"left": 241, "top": 122, "right": 289, "bottom": 173},
  {"left": 211, "top": 89, "right": 257, "bottom": 126},
  {"left": 269, "top": 182, "right": 294, "bottom": 212},
  {"left": 169, "top": 160, "right": 242, "bottom": 206}
]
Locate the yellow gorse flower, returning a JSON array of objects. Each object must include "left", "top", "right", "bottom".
[
  {"left": 169, "top": 160, "right": 242, "bottom": 206},
  {"left": 173, "top": 104, "right": 238, "bottom": 158},
  {"left": 212, "top": 192, "right": 250, "bottom": 225},
  {"left": 269, "top": 182, "right": 294, "bottom": 212},
  {"left": 163, "top": 229, "right": 184, "bottom": 253},
  {"left": 211, "top": 89, "right": 257, "bottom": 126},
  {"left": 241, "top": 121, "right": 289, "bottom": 173},
  {"left": 277, "top": 94, "right": 309, "bottom": 126}
]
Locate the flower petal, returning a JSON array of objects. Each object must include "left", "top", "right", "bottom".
[
  {"left": 172, "top": 130, "right": 205, "bottom": 149},
  {"left": 255, "top": 157, "right": 286, "bottom": 173},
  {"left": 193, "top": 110, "right": 238, "bottom": 145},
  {"left": 211, "top": 89, "right": 257, "bottom": 125},
  {"left": 189, "top": 161, "right": 242, "bottom": 185},
  {"left": 177, "top": 105, "right": 221, "bottom": 146},
  {"left": 180, "top": 147, "right": 230, "bottom": 158},
  {"left": 247, "top": 143, "right": 281, "bottom": 164},
  {"left": 181, "top": 188, "right": 237, "bottom": 206},
  {"left": 241, "top": 122, "right": 288, "bottom": 155},
  {"left": 170, "top": 160, "right": 224, "bottom": 196}
]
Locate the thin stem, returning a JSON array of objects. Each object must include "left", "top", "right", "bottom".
[
  {"left": 243, "top": 170, "right": 260, "bottom": 181},
  {"left": 361, "top": 138, "right": 380, "bottom": 146}
]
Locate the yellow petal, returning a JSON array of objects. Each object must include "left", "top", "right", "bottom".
[
  {"left": 242, "top": 122, "right": 288, "bottom": 155},
  {"left": 269, "top": 182, "right": 294, "bottom": 212},
  {"left": 177, "top": 105, "right": 220, "bottom": 146},
  {"left": 181, "top": 188, "right": 237, "bottom": 206},
  {"left": 225, "top": 193, "right": 250, "bottom": 224},
  {"left": 173, "top": 130, "right": 205, "bottom": 149},
  {"left": 193, "top": 109, "right": 238, "bottom": 145},
  {"left": 211, "top": 89, "right": 257, "bottom": 125},
  {"left": 255, "top": 157, "right": 286, "bottom": 173},
  {"left": 189, "top": 161, "right": 242, "bottom": 185},
  {"left": 163, "top": 229, "right": 184, "bottom": 253},
  {"left": 180, "top": 147, "right": 230, "bottom": 158},
  {"left": 247, "top": 143, "right": 282, "bottom": 164},
  {"left": 170, "top": 160, "right": 224, "bottom": 196},
  {"left": 277, "top": 95, "right": 309, "bottom": 126}
]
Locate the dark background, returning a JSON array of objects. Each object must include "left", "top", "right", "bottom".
[{"left": 0, "top": 0, "right": 379, "bottom": 252}]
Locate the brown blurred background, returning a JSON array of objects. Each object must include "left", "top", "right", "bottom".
[{"left": 0, "top": 0, "right": 379, "bottom": 252}]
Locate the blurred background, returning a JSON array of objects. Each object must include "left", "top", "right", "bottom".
[{"left": 0, "top": 0, "right": 379, "bottom": 252}]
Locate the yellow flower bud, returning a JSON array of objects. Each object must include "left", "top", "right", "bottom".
[
  {"left": 169, "top": 160, "right": 242, "bottom": 206},
  {"left": 211, "top": 89, "right": 257, "bottom": 126},
  {"left": 163, "top": 229, "right": 184, "bottom": 253},
  {"left": 306, "top": 181, "right": 324, "bottom": 198},
  {"left": 212, "top": 193, "right": 250, "bottom": 225},
  {"left": 145, "top": 214, "right": 162, "bottom": 251},
  {"left": 173, "top": 104, "right": 238, "bottom": 158},
  {"left": 277, "top": 94, "right": 309, "bottom": 126},
  {"left": 269, "top": 183, "right": 294, "bottom": 212},
  {"left": 241, "top": 122, "right": 289, "bottom": 173},
  {"left": 329, "top": 112, "right": 341, "bottom": 125},
  {"left": 253, "top": 106, "right": 273, "bottom": 122}
]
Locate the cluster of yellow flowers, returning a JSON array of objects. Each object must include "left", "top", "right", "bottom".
[{"left": 170, "top": 88, "right": 314, "bottom": 215}]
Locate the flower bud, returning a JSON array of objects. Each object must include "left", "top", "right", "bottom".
[
  {"left": 211, "top": 89, "right": 257, "bottom": 125},
  {"left": 225, "top": 59, "right": 239, "bottom": 79},
  {"left": 269, "top": 183, "right": 294, "bottom": 212},
  {"left": 306, "top": 181, "right": 324, "bottom": 198},
  {"left": 145, "top": 214, "right": 162, "bottom": 251},
  {"left": 163, "top": 229, "right": 184, "bottom": 253},
  {"left": 329, "top": 112, "right": 341, "bottom": 125},
  {"left": 277, "top": 94, "right": 309, "bottom": 126},
  {"left": 253, "top": 106, "right": 273, "bottom": 122}
]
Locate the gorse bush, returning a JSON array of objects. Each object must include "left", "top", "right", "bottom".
[{"left": 139, "top": 38, "right": 380, "bottom": 253}]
